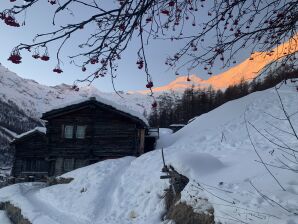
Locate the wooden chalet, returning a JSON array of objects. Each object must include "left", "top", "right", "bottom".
[
  {"left": 11, "top": 97, "right": 148, "bottom": 178},
  {"left": 11, "top": 127, "right": 48, "bottom": 178}
]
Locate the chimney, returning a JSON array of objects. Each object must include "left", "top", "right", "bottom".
[{"left": 89, "top": 96, "right": 96, "bottom": 101}]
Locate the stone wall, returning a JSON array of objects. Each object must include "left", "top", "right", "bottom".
[{"left": 0, "top": 201, "right": 31, "bottom": 224}]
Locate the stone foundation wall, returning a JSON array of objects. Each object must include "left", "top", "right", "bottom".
[
  {"left": 162, "top": 166, "right": 215, "bottom": 224},
  {"left": 0, "top": 201, "right": 31, "bottom": 224}
]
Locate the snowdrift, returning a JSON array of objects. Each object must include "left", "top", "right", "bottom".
[{"left": 0, "top": 83, "right": 298, "bottom": 224}]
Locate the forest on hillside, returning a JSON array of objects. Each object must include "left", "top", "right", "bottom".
[{"left": 149, "top": 67, "right": 298, "bottom": 128}]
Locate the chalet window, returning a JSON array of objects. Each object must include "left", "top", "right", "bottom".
[
  {"left": 64, "top": 125, "right": 74, "bottom": 139},
  {"left": 63, "top": 159, "right": 74, "bottom": 172},
  {"left": 76, "top": 125, "right": 87, "bottom": 139}
]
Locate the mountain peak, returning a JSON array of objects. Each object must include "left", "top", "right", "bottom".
[{"left": 133, "top": 36, "right": 298, "bottom": 94}]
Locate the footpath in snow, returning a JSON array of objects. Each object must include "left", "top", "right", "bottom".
[{"left": 0, "top": 84, "right": 298, "bottom": 224}]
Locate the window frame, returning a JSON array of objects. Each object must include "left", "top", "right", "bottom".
[
  {"left": 76, "top": 125, "right": 87, "bottom": 139},
  {"left": 64, "top": 125, "right": 74, "bottom": 139}
]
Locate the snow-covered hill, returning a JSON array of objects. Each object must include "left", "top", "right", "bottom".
[{"left": 0, "top": 83, "right": 297, "bottom": 224}]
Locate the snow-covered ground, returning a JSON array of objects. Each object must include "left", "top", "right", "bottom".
[
  {"left": 0, "top": 211, "right": 11, "bottom": 224},
  {"left": 0, "top": 84, "right": 298, "bottom": 224}
]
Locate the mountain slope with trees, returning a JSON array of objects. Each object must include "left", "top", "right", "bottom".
[{"left": 149, "top": 67, "right": 298, "bottom": 127}]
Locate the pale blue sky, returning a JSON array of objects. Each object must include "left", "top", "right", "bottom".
[{"left": 0, "top": 1, "right": 249, "bottom": 92}]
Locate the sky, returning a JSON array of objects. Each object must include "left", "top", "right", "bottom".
[{"left": 0, "top": 1, "right": 250, "bottom": 92}]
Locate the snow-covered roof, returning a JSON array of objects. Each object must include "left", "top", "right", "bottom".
[
  {"left": 169, "top": 124, "right": 185, "bottom": 127},
  {"left": 12, "top": 127, "right": 46, "bottom": 142},
  {"left": 42, "top": 96, "right": 148, "bottom": 126},
  {"left": 187, "top": 116, "right": 199, "bottom": 124}
]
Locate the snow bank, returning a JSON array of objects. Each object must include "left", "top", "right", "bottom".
[
  {"left": 0, "top": 211, "right": 12, "bottom": 224},
  {"left": 1, "top": 83, "right": 298, "bottom": 224}
]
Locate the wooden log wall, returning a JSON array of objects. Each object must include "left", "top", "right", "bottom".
[{"left": 46, "top": 106, "right": 141, "bottom": 158}]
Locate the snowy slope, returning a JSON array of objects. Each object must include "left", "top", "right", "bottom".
[
  {"left": 0, "top": 83, "right": 298, "bottom": 224},
  {"left": 0, "top": 211, "right": 11, "bottom": 224}
]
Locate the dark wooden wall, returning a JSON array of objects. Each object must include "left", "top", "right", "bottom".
[
  {"left": 46, "top": 106, "right": 142, "bottom": 159},
  {"left": 12, "top": 133, "right": 48, "bottom": 177}
]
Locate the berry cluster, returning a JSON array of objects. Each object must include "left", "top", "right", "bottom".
[
  {"left": 146, "top": 81, "right": 153, "bottom": 88},
  {"left": 136, "top": 59, "right": 144, "bottom": 69},
  {"left": 48, "top": 0, "right": 57, "bottom": 5},
  {"left": 53, "top": 65, "right": 63, "bottom": 74},
  {"left": 0, "top": 13, "right": 20, "bottom": 27},
  {"left": 8, "top": 49, "right": 22, "bottom": 64}
]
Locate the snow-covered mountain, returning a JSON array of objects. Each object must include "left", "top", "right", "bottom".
[
  {"left": 0, "top": 65, "right": 151, "bottom": 121},
  {"left": 0, "top": 83, "right": 297, "bottom": 224},
  {"left": 134, "top": 37, "right": 298, "bottom": 93}
]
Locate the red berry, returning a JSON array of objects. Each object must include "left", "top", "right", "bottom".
[
  {"left": 48, "top": 0, "right": 56, "bottom": 5},
  {"left": 53, "top": 65, "right": 63, "bottom": 74},
  {"left": 90, "top": 57, "right": 98, "bottom": 64},
  {"left": 136, "top": 59, "right": 144, "bottom": 69},
  {"left": 161, "top": 10, "right": 170, "bottom": 16},
  {"left": 4, "top": 16, "right": 20, "bottom": 27},
  {"left": 8, "top": 51, "right": 22, "bottom": 64},
  {"left": 40, "top": 55, "right": 50, "bottom": 61},
  {"left": 146, "top": 81, "right": 153, "bottom": 88},
  {"left": 32, "top": 54, "right": 40, "bottom": 59},
  {"left": 169, "top": 1, "right": 175, "bottom": 7},
  {"left": 152, "top": 101, "right": 157, "bottom": 108},
  {"left": 119, "top": 24, "right": 125, "bottom": 31}
]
